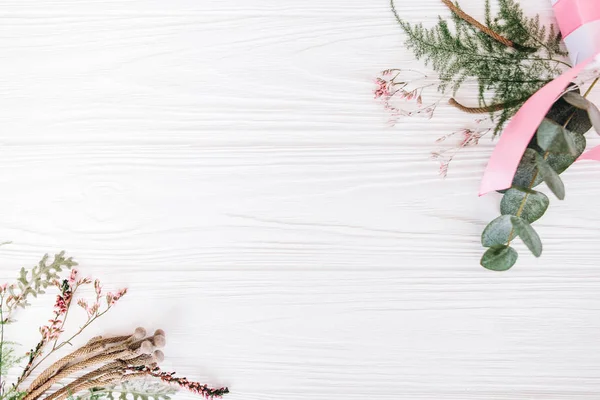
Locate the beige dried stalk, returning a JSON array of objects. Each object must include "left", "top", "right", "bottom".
[
  {"left": 52, "top": 371, "right": 155, "bottom": 400},
  {"left": 27, "top": 330, "right": 143, "bottom": 393},
  {"left": 23, "top": 328, "right": 166, "bottom": 400},
  {"left": 25, "top": 351, "right": 136, "bottom": 400},
  {"left": 45, "top": 356, "right": 162, "bottom": 400},
  {"left": 50, "top": 371, "right": 124, "bottom": 400}
]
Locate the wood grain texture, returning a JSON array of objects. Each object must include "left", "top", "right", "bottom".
[{"left": 1, "top": 0, "right": 600, "bottom": 399}]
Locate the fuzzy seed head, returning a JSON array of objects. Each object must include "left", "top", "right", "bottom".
[
  {"left": 134, "top": 327, "right": 147, "bottom": 339},
  {"left": 153, "top": 350, "right": 165, "bottom": 363},
  {"left": 152, "top": 335, "right": 166, "bottom": 348},
  {"left": 139, "top": 340, "right": 154, "bottom": 354}
]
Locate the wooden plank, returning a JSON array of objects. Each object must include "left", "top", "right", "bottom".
[{"left": 1, "top": 0, "right": 600, "bottom": 399}]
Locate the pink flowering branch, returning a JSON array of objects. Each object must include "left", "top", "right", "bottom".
[
  {"left": 15, "top": 270, "right": 127, "bottom": 390},
  {"left": 17, "top": 271, "right": 85, "bottom": 387},
  {"left": 431, "top": 119, "right": 493, "bottom": 177},
  {"left": 374, "top": 69, "right": 440, "bottom": 126},
  {"left": 127, "top": 366, "right": 229, "bottom": 399}
]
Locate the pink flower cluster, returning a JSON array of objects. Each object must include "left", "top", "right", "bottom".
[
  {"left": 431, "top": 120, "right": 492, "bottom": 177},
  {"left": 107, "top": 288, "right": 128, "bottom": 306},
  {"left": 39, "top": 269, "right": 91, "bottom": 342},
  {"left": 36, "top": 269, "right": 128, "bottom": 344},
  {"left": 131, "top": 366, "right": 229, "bottom": 399},
  {"left": 374, "top": 69, "right": 437, "bottom": 125},
  {"left": 0, "top": 283, "right": 23, "bottom": 316},
  {"left": 77, "top": 278, "right": 127, "bottom": 317}
]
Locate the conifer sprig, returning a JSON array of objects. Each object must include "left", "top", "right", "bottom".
[{"left": 392, "top": 0, "right": 569, "bottom": 132}]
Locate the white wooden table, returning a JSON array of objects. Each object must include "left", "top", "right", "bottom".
[{"left": 2, "top": 0, "right": 600, "bottom": 399}]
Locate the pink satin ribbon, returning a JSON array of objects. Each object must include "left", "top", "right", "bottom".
[
  {"left": 479, "top": 0, "right": 600, "bottom": 195},
  {"left": 554, "top": 0, "right": 600, "bottom": 37}
]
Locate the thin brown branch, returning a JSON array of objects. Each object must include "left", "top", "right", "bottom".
[
  {"left": 448, "top": 98, "right": 509, "bottom": 113},
  {"left": 441, "top": 0, "right": 516, "bottom": 49}
]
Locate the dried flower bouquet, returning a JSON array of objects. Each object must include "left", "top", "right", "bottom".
[{"left": 0, "top": 252, "right": 228, "bottom": 400}]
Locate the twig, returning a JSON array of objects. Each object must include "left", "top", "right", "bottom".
[
  {"left": 440, "top": 0, "right": 515, "bottom": 48},
  {"left": 448, "top": 98, "right": 509, "bottom": 113},
  {"left": 448, "top": 98, "right": 530, "bottom": 114}
]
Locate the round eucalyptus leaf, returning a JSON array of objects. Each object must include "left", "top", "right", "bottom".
[
  {"left": 500, "top": 188, "right": 549, "bottom": 223},
  {"left": 535, "top": 153, "right": 565, "bottom": 200},
  {"left": 481, "top": 215, "right": 515, "bottom": 248},
  {"left": 481, "top": 245, "right": 518, "bottom": 271},
  {"left": 562, "top": 91, "right": 591, "bottom": 110},
  {"left": 510, "top": 216, "right": 543, "bottom": 257},
  {"left": 546, "top": 93, "right": 592, "bottom": 135},
  {"left": 511, "top": 148, "right": 539, "bottom": 189},
  {"left": 541, "top": 130, "right": 586, "bottom": 176},
  {"left": 536, "top": 119, "right": 577, "bottom": 156},
  {"left": 588, "top": 103, "right": 600, "bottom": 135}
]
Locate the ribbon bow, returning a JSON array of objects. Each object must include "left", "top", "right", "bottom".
[{"left": 479, "top": 0, "right": 600, "bottom": 196}]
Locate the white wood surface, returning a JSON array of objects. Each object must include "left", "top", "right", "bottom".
[{"left": 2, "top": 0, "right": 600, "bottom": 399}]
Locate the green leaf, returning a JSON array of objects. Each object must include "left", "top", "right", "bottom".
[
  {"left": 588, "top": 103, "right": 600, "bottom": 135},
  {"left": 481, "top": 215, "right": 515, "bottom": 247},
  {"left": 561, "top": 91, "right": 600, "bottom": 136},
  {"left": 510, "top": 216, "right": 543, "bottom": 257},
  {"left": 535, "top": 153, "right": 565, "bottom": 200},
  {"left": 79, "top": 380, "right": 177, "bottom": 400},
  {"left": 547, "top": 93, "right": 592, "bottom": 135},
  {"left": 536, "top": 119, "right": 577, "bottom": 156},
  {"left": 500, "top": 187, "right": 549, "bottom": 223},
  {"left": 562, "top": 91, "right": 591, "bottom": 110},
  {"left": 481, "top": 245, "right": 518, "bottom": 271},
  {"left": 540, "top": 130, "right": 586, "bottom": 179},
  {"left": 512, "top": 148, "right": 539, "bottom": 189}
]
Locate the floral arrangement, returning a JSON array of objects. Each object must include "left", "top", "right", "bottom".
[
  {"left": 0, "top": 252, "right": 229, "bottom": 400},
  {"left": 380, "top": 0, "right": 600, "bottom": 271}
]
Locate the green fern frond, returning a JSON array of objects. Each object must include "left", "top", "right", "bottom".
[
  {"left": 0, "top": 342, "right": 26, "bottom": 378},
  {"left": 1, "top": 389, "right": 26, "bottom": 400}
]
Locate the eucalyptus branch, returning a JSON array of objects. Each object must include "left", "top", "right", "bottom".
[{"left": 480, "top": 78, "right": 600, "bottom": 270}]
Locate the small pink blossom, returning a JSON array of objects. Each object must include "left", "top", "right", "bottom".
[
  {"left": 106, "top": 288, "right": 128, "bottom": 306},
  {"left": 94, "top": 279, "right": 102, "bottom": 297},
  {"left": 432, "top": 121, "right": 492, "bottom": 177},
  {"left": 77, "top": 298, "right": 88, "bottom": 310},
  {"left": 374, "top": 69, "right": 438, "bottom": 125},
  {"left": 68, "top": 269, "right": 78, "bottom": 285},
  {"left": 373, "top": 78, "right": 391, "bottom": 99}
]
